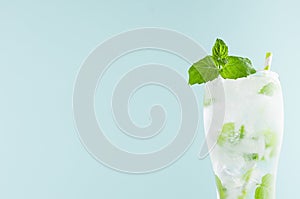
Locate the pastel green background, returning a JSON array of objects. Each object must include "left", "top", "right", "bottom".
[{"left": 1, "top": 0, "right": 299, "bottom": 198}]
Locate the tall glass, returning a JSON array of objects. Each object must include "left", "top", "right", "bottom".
[{"left": 203, "top": 71, "right": 284, "bottom": 199}]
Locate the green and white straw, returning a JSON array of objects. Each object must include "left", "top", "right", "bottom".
[{"left": 264, "top": 52, "right": 272, "bottom": 70}]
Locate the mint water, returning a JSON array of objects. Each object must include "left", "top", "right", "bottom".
[{"left": 203, "top": 71, "right": 284, "bottom": 199}]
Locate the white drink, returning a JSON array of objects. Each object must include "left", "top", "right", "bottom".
[{"left": 203, "top": 71, "right": 284, "bottom": 199}]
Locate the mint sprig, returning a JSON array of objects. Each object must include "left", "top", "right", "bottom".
[{"left": 188, "top": 38, "right": 256, "bottom": 85}]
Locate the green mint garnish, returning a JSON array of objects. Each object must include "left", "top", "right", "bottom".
[
  {"left": 217, "top": 123, "right": 246, "bottom": 145},
  {"left": 212, "top": 38, "right": 228, "bottom": 68},
  {"left": 259, "top": 82, "right": 277, "bottom": 96},
  {"left": 188, "top": 38, "right": 256, "bottom": 85},
  {"left": 255, "top": 174, "right": 274, "bottom": 199},
  {"left": 188, "top": 56, "right": 219, "bottom": 85},
  {"left": 215, "top": 175, "right": 227, "bottom": 199},
  {"left": 220, "top": 56, "right": 256, "bottom": 79}
]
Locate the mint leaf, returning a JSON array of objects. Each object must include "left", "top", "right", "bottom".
[
  {"left": 264, "top": 130, "right": 277, "bottom": 149},
  {"left": 212, "top": 38, "right": 228, "bottom": 67},
  {"left": 244, "top": 153, "right": 259, "bottom": 161},
  {"left": 222, "top": 122, "right": 235, "bottom": 132},
  {"left": 203, "top": 97, "right": 215, "bottom": 107},
  {"left": 242, "top": 168, "right": 253, "bottom": 182},
  {"left": 239, "top": 169, "right": 254, "bottom": 199},
  {"left": 218, "top": 123, "right": 246, "bottom": 145},
  {"left": 259, "top": 82, "right": 277, "bottom": 96},
  {"left": 255, "top": 186, "right": 270, "bottom": 199},
  {"left": 215, "top": 175, "right": 227, "bottom": 199},
  {"left": 217, "top": 122, "right": 235, "bottom": 145},
  {"left": 220, "top": 56, "right": 256, "bottom": 79},
  {"left": 262, "top": 174, "right": 274, "bottom": 187},
  {"left": 255, "top": 174, "right": 274, "bottom": 199},
  {"left": 263, "top": 130, "right": 278, "bottom": 158},
  {"left": 238, "top": 189, "right": 247, "bottom": 199},
  {"left": 239, "top": 125, "right": 245, "bottom": 139},
  {"left": 188, "top": 56, "right": 219, "bottom": 85}
]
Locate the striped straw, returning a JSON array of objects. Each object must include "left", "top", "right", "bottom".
[{"left": 264, "top": 52, "right": 272, "bottom": 70}]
